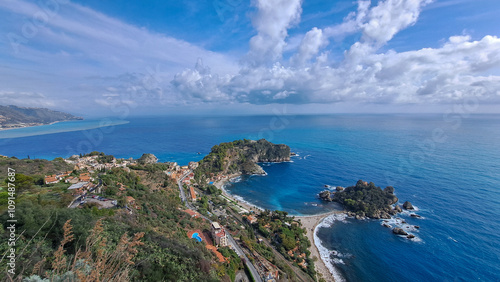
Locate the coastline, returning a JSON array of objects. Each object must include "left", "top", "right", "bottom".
[
  {"left": 297, "top": 212, "right": 341, "bottom": 282},
  {"left": 0, "top": 121, "right": 62, "bottom": 131},
  {"left": 213, "top": 173, "right": 264, "bottom": 213},
  {"left": 214, "top": 173, "right": 340, "bottom": 282}
]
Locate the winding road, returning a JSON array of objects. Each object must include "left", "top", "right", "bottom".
[{"left": 177, "top": 171, "right": 263, "bottom": 282}]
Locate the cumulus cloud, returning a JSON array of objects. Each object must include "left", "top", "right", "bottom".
[
  {"left": 246, "top": 0, "right": 303, "bottom": 66},
  {"left": 172, "top": 0, "right": 500, "bottom": 106}
]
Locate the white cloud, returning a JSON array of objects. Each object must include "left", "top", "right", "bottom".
[
  {"left": 0, "top": 0, "right": 238, "bottom": 113},
  {"left": 172, "top": 0, "right": 500, "bottom": 107},
  {"left": 246, "top": 0, "right": 303, "bottom": 66},
  {"left": 1, "top": 0, "right": 499, "bottom": 114}
]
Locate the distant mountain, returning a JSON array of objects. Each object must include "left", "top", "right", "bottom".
[{"left": 0, "top": 105, "right": 83, "bottom": 129}]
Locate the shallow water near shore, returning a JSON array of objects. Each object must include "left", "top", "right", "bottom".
[{"left": 2, "top": 114, "right": 500, "bottom": 281}]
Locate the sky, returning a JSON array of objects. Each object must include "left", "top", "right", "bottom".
[{"left": 0, "top": 0, "right": 500, "bottom": 117}]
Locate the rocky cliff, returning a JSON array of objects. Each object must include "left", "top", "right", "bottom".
[{"left": 195, "top": 139, "right": 290, "bottom": 177}]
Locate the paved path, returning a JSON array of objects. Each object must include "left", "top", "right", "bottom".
[{"left": 177, "top": 171, "right": 262, "bottom": 282}]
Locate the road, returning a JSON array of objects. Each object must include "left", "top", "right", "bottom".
[
  {"left": 225, "top": 207, "right": 312, "bottom": 282},
  {"left": 177, "top": 171, "right": 263, "bottom": 282}
]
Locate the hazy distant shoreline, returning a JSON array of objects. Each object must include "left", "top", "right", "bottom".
[{"left": 0, "top": 119, "right": 130, "bottom": 139}]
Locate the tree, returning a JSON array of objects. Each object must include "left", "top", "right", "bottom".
[{"left": 5, "top": 173, "right": 34, "bottom": 193}]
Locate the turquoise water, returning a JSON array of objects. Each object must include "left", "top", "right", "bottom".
[
  {"left": 1, "top": 114, "right": 499, "bottom": 281},
  {"left": 192, "top": 232, "right": 202, "bottom": 242}
]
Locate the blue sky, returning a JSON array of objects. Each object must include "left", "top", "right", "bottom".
[{"left": 1, "top": 0, "right": 500, "bottom": 116}]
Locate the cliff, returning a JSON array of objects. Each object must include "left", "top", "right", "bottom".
[
  {"left": 0, "top": 105, "right": 83, "bottom": 129},
  {"left": 195, "top": 139, "right": 290, "bottom": 177}
]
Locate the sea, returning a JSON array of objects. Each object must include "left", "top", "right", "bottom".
[{"left": 1, "top": 114, "right": 499, "bottom": 281}]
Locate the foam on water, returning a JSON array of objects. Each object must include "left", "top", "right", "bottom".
[{"left": 314, "top": 213, "right": 349, "bottom": 282}]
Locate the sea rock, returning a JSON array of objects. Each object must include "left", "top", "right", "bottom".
[
  {"left": 319, "top": 190, "right": 333, "bottom": 202},
  {"left": 382, "top": 223, "right": 391, "bottom": 228},
  {"left": 394, "top": 205, "right": 402, "bottom": 213},
  {"left": 392, "top": 228, "right": 408, "bottom": 236},
  {"left": 403, "top": 201, "right": 414, "bottom": 210},
  {"left": 407, "top": 234, "right": 416, "bottom": 239},
  {"left": 389, "top": 209, "right": 397, "bottom": 215},
  {"left": 336, "top": 186, "right": 344, "bottom": 192},
  {"left": 410, "top": 214, "right": 421, "bottom": 218},
  {"left": 380, "top": 212, "right": 391, "bottom": 219},
  {"left": 414, "top": 225, "right": 420, "bottom": 229},
  {"left": 384, "top": 186, "right": 395, "bottom": 194}
]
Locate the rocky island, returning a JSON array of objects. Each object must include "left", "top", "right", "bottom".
[
  {"left": 319, "top": 180, "right": 400, "bottom": 219},
  {"left": 195, "top": 139, "right": 290, "bottom": 178},
  {"left": 0, "top": 105, "right": 83, "bottom": 130}
]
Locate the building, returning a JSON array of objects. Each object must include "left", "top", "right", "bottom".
[
  {"left": 189, "top": 186, "right": 197, "bottom": 201},
  {"left": 188, "top": 161, "right": 199, "bottom": 170},
  {"left": 211, "top": 222, "right": 228, "bottom": 247},
  {"left": 44, "top": 175, "right": 59, "bottom": 184},
  {"left": 126, "top": 196, "right": 136, "bottom": 206},
  {"left": 68, "top": 182, "right": 89, "bottom": 195},
  {"left": 244, "top": 215, "right": 257, "bottom": 224},
  {"left": 183, "top": 209, "right": 200, "bottom": 218}
]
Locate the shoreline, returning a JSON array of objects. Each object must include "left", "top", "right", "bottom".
[
  {"left": 296, "top": 211, "right": 341, "bottom": 282},
  {"left": 213, "top": 173, "right": 264, "bottom": 213},
  {"left": 0, "top": 121, "right": 62, "bottom": 131},
  {"left": 214, "top": 173, "right": 340, "bottom": 282}
]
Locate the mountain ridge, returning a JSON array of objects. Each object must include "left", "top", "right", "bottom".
[{"left": 0, "top": 105, "right": 83, "bottom": 129}]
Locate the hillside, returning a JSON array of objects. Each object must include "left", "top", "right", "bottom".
[
  {"left": 195, "top": 139, "right": 290, "bottom": 179},
  {"left": 0, "top": 105, "right": 83, "bottom": 129}
]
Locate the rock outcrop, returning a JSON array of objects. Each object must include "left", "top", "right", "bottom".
[
  {"left": 319, "top": 190, "right": 333, "bottom": 202},
  {"left": 394, "top": 205, "right": 402, "bottom": 213},
  {"left": 196, "top": 139, "right": 290, "bottom": 177},
  {"left": 392, "top": 228, "right": 408, "bottom": 236},
  {"left": 403, "top": 201, "right": 414, "bottom": 210},
  {"left": 137, "top": 153, "right": 158, "bottom": 165}
]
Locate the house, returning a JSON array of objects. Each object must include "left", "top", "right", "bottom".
[
  {"left": 244, "top": 215, "right": 257, "bottom": 224},
  {"left": 188, "top": 161, "right": 199, "bottom": 170},
  {"left": 44, "top": 175, "right": 59, "bottom": 184},
  {"left": 189, "top": 186, "right": 197, "bottom": 201},
  {"left": 79, "top": 173, "right": 92, "bottom": 182},
  {"left": 211, "top": 222, "right": 228, "bottom": 247},
  {"left": 126, "top": 196, "right": 136, "bottom": 205},
  {"left": 65, "top": 176, "right": 79, "bottom": 184},
  {"left": 68, "top": 182, "right": 89, "bottom": 195},
  {"left": 183, "top": 209, "right": 200, "bottom": 218}
]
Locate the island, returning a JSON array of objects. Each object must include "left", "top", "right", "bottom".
[
  {"left": 319, "top": 180, "right": 399, "bottom": 219},
  {"left": 0, "top": 105, "right": 83, "bottom": 130}
]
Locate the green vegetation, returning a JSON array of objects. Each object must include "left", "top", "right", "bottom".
[
  {"left": 332, "top": 180, "right": 399, "bottom": 218},
  {"left": 195, "top": 139, "right": 290, "bottom": 184},
  {"left": 0, "top": 162, "right": 226, "bottom": 281},
  {"left": 253, "top": 210, "right": 317, "bottom": 279}
]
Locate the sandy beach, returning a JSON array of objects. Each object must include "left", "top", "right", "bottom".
[
  {"left": 214, "top": 174, "right": 340, "bottom": 281},
  {"left": 297, "top": 211, "right": 341, "bottom": 282},
  {"left": 213, "top": 173, "right": 262, "bottom": 213}
]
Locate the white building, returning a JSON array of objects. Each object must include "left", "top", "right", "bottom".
[{"left": 211, "top": 222, "right": 228, "bottom": 247}]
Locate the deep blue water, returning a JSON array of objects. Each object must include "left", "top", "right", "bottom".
[{"left": 1, "top": 114, "right": 499, "bottom": 281}]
